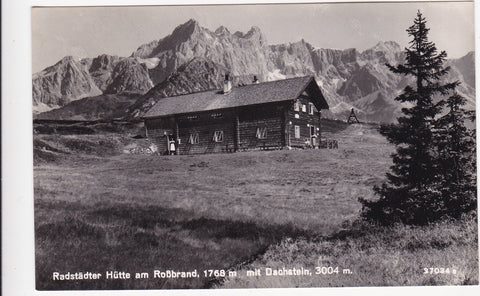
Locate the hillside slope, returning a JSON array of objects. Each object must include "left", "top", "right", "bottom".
[{"left": 34, "top": 94, "right": 140, "bottom": 121}]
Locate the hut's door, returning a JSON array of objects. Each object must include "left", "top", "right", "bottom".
[{"left": 310, "top": 126, "right": 316, "bottom": 147}]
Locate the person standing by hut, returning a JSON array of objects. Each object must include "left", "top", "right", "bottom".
[{"left": 169, "top": 138, "right": 176, "bottom": 155}]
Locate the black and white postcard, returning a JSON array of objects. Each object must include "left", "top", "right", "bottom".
[{"left": 3, "top": 0, "right": 479, "bottom": 295}]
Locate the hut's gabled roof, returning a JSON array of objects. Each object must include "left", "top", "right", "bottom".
[{"left": 143, "top": 76, "right": 329, "bottom": 118}]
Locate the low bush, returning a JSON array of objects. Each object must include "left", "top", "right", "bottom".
[{"left": 56, "top": 125, "right": 96, "bottom": 135}]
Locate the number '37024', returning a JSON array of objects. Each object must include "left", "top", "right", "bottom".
[{"left": 423, "top": 268, "right": 457, "bottom": 274}]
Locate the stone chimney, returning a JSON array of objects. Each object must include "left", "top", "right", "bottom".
[
  {"left": 252, "top": 75, "right": 259, "bottom": 84},
  {"left": 223, "top": 74, "right": 232, "bottom": 94}
]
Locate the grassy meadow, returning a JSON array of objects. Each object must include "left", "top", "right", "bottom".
[
  {"left": 219, "top": 215, "right": 478, "bottom": 288},
  {"left": 33, "top": 120, "right": 478, "bottom": 289}
]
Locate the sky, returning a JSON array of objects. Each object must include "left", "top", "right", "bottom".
[{"left": 31, "top": 1, "right": 475, "bottom": 73}]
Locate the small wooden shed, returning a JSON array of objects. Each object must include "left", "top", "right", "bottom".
[{"left": 142, "top": 75, "right": 329, "bottom": 155}]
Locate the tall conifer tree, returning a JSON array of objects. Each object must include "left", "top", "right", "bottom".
[
  {"left": 434, "top": 93, "right": 476, "bottom": 218},
  {"left": 360, "top": 11, "right": 458, "bottom": 225}
]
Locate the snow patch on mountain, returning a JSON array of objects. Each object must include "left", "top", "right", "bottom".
[
  {"left": 33, "top": 102, "right": 58, "bottom": 115},
  {"left": 136, "top": 57, "right": 161, "bottom": 69},
  {"left": 266, "top": 69, "right": 286, "bottom": 81}
]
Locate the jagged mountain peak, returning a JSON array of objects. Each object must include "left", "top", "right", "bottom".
[
  {"left": 359, "top": 40, "right": 404, "bottom": 65},
  {"left": 59, "top": 55, "right": 76, "bottom": 62},
  {"left": 32, "top": 54, "right": 102, "bottom": 110},
  {"left": 131, "top": 19, "right": 272, "bottom": 84},
  {"left": 89, "top": 54, "right": 121, "bottom": 72},
  {"left": 233, "top": 31, "right": 243, "bottom": 38},
  {"left": 53, "top": 56, "right": 78, "bottom": 67},
  {"left": 367, "top": 41, "right": 402, "bottom": 53},
  {"left": 184, "top": 18, "right": 200, "bottom": 27},
  {"left": 372, "top": 41, "right": 402, "bottom": 51},
  {"left": 270, "top": 39, "right": 314, "bottom": 52},
  {"left": 131, "top": 19, "right": 206, "bottom": 59},
  {"left": 233, "top": 26, "right": 265, "bottom": 40},
  {"left": 215, "top": 25, "right": 230, "bottom": 36},
  {"left": 172, "top": 18, "right": 201, "bottom": 36},
  {"left": 54, "top": 55, "right": 81, "bottom": 65},
  {"left": 35, "top": 55, "right": 81, "bottom": 76},
  {"left": 245, "top": 26, "right": 261, "bottom": 36}
]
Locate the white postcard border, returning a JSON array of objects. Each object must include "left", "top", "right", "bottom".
[{"left": 2, "top": 0, "right": 479, "bottom": 296}]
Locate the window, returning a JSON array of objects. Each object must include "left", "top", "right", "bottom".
[
  {"left": 187, "top": 115, "right": 199, "bottom": 121},
  {"left": 309, "top": 103, "right": 314, "bottom": 115},
  {"left": 256, "top": 127, "right": 267, "bottom": 139},
  {"left": 294, "top": 125, "right": 300, "bottom": 139},
  {"left": 294, "top": 102, "right": 300, "bottom": 111},
  {"left": 301, "top": 104, "right": 307, "bottom": 113},
  {"left": 211, "top": 113, "right": 223, "bottom": 119},
  {"left": 213, "top": 130, "right": 224, "bottom": 142},
  {"left": 294, "top": 114, "right": 300, "bottom": 119},
  {"left": 189, "top": 132, "right": 199, "bottom": 144}
]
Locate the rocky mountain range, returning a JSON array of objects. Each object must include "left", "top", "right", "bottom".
[
  {"left": 33, "top": 18, "right": 475, "bottom": 123},
  {"left": 33, "top": 55, "right": 153, "bottom": 114}
]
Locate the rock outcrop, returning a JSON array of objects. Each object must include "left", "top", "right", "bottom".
[
  {"left": 33, "top": 55, "right": 153, "bottom": 113},
  {"left": 131, "top": 19, "right": 272, "bottom": 85},
  {"left": 32, "top": 56, "right": 102, "bottom": 110},
  {"left": 88, "top": 54, "right": 122, "bottom": 92},
  {"left": 104, "top": 58, "right": 153, "bottom": 94},
  {"left": 127, "top": 57, "right": 228, "bottom": 118}
]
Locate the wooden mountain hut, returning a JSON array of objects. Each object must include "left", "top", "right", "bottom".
[{"left": 142, "top": 75, "right": 329, "bottom": 155}]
